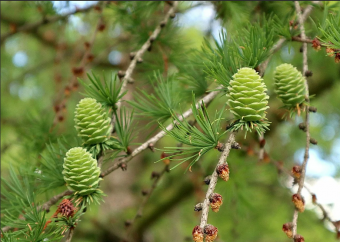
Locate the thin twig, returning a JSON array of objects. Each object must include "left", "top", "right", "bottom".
[
  {"left": 125, "top": 165, "right": 169, "bottom": 241},
  {"left": 259, "top": 1, "right": 320, "bottom": 76},
  {"left": 199, "top": 133, "right": 235, "bottom": 230},
  {"left": 0, "top": 3, "right": 98, "bottom": 43},
  {"left": 100, "top": 86, "right": 223, "bottom": 178},
  {"left": 291, "top": 1, "right": 311, "bottom": 238},
  {"left": 111, "top": 1, "right": 179, "bottom": 132},
  {"left": 65, "top": 228, "right": 75, "bottom": 242}
]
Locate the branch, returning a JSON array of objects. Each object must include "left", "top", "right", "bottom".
[
  {"left": 100, "top": 86, "right": 223, "bottom": 178},
  {"left": 1, "top": 190, "right": 74, "bottom": 233},
  {"left": 125, "top": 165, "right": 169, "bottom": 241},
  {"left": 65, "top": 228, "right": 75, "bottom": 242},
  {"left": 199, "top": 133, "right": 235, "bottom": 230},
  {"left": 291, "top": 2, "right": 311, "bottom": 239},
  {"left": 259, "top": 1, "right": 320, "bottom": 76},
  {"left": 111, "top": 1, "right": 179, "bottom": 131},
  {"left": 0, "top": 3, "right": 98, "bottom": 43}
]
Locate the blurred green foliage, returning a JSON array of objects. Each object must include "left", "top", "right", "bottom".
[{"left": 1, "top": 1, "right": 340, "bottom": 242}]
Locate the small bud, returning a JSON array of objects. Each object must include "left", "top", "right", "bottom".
[
  {"left": 86, "top": 53, "right": 95, "bottom": 63},
  {"left": 151, "top": 171, "right": 160, "bottom": 179},
  {"left": 127, "top": 77, "right": 134, "bottom": 84},
  {"left": 126, "top": 146, "right": 132, "bottom": 155},
  {"left": 215, "top": 142, "right": 224, "bottom": 152},
  {"left": 312, "top": 194, "right": 317, "bottom": 205},
  {"left": 259, "top": 138, "right": 266, "bottom": 148},
  {"left": 192, "top": 225, "right": 203, "bottom": 242},
  {"left": 216, "top": 164, "right": 229, "bottom": 182},
  {"left": 94, "top": 5, "right": 101, "bottom": 12},
  {"left": 308, "top": 106, "right": 317, "bottom": 113},
  {"left": 299, "top": 46, "right": 303, "bottom": 53},
  {"left": 310, "top": 138, "right": 318, "bottom": 145},
  {"left": 124, "top": 220, "right": 131, "bottom": 227},
  {"left": 204, "top": 175, "right": 211, "bottom": 185},
  {"left": 165, "top": 1, "right": 173, "bottom": 6},
  {"left": 118, "top": 70, "right": 125, "bottom": 78},
  {"left": 312, "top": 38, "right": 321, "bottom": 51},
  {"left": 335, "top": 52, "right": 340, "bottom": 63},
  {"left": 170, "top": 12, "right": 176, "bottom": 19},
  {"left": 291, "top": 165, "right": 302, "bottom": 179},
  {"left": 292, "top": 194, "right": 305, "bottom": 212},
  {"left": 209, "top": 193, "right": 223, "bottom": 212},
  {"left": 54, "top": 105, "right": 60, "bottom": 113},
  {"left": 120, "top": 163, "right": 127, "bottom": 171},
  {"left": 58, "top": 115, "right": 64, "bottom": 122},
  {"left": 282, "top": 222, "right": 293, "bottom": 238},
  {"left": 129, "top": 52, "right": 136, "bottom": 60},
  {"left": 84, "top": 41, "right": 91, "bottom": 49},
  {"left": 298, "top": 123, "right": 307, "bottom": 132},
  {"left": 294, "top": 234, "right": 305, "bottom": 242},
  {"left": 148, "top": 143, "right": 155, "bottom": 152},
  {"left": 147, "top": 45, "right": 152, "bottom": 52},
  {"left": 231, "top": 142, "right": 241, "bottom": 149},
  {"left": 194, "top": 203, "right": 203, "bottom": 212},
  {"left": 142, "top": 189, "right": 148, "bottom": 196},
  {"left": 204, "top": 224, "right": 218, "bottom": 242},
  {"left": 161, "top": 152, "right": 170, "bottom": 165},
  {"left": 72, "top": 67, "right": 84, "bottom": 76},
  {"left": 305, "top": 70, "right": 313, "bottom": 77},
  {"left": 149, "top": 36, "right": 156, "bottom": 43},
  {"left": 263, "top": 152, "right": 271, "bottom": 163},
  {"left": 72, "top": 82, "right": 79, "bottom": 91},
  {"left": 98, "top": 22, "right": 106, "bottom": 32},
  {"left": 326, "top": 47, "right": 335, "bottom": 57},
  {"left": 137, "top": 57, "right": 143, "bottom": 63}
]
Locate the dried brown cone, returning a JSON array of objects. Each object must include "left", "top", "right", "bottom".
[
  {"left": 58, "top": 199, "right": 76, "bottom": 218},
  {"left": 292, "top": 194, "right": 305, "bottom": 212},
  {"left": 204, "top": 224, "right": 218, "bottom": 242},
  {"left": 282, "top": 222, "right": 293, "bottom": 238},
  {"left": 326, "top": 47, "right": 335, "bottom": 57},
  {"left": 294, "top": 234, "right": 305, "bottom": 242},
  {"left": 192, "top": 225, "right": 204, "bottom": 242},
  {"left": 216, "top": 164, "right": 230, "bottom": 182},
  {"left": 209, "top": 193, "right": 223, "bottom": 212},
  {"left": 292, "top": 166, "right": 302, "bottom": 179}
]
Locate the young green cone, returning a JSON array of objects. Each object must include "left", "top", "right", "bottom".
[
  {"left": 227, "top": 67, "right": 269, "bottom": 122},
  {"left": 74, "top": 98, "right": 112, "bottom": 146},
  {"left": 274, "top": 63, "right": 306, "bottom": 108},
  {"left": 63, "top": 147, "right": 102, "bottom": 196}
]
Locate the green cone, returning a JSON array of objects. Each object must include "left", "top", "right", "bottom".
[
  {"left": 63, "top": 147, "right": 101, "bottom": 196},
  {"left": 274, "top": 64, "right": 306, "bottom": 107},
  {"left": 74, "top": 98, "right": 112, "bottom": 146},
  {"left": 226, "top": 67, "right": 269, "bottom": 122}
]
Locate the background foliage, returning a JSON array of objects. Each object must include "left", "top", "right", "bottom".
[{"left": 1, "top": 1, "right": 340, "bottom": 242}]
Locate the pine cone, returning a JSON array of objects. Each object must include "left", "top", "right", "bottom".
[
  {"left": 274, "top": 64, "right": 306, "bottom": 107},
  {"left": 227, "top": 67, "right": 269, "bottom": 121},
  {"left": 74, "top": 98, "right": 112, "bottom": 146},
  {"left": 63, "top": 147, "right": 102, "bottom": 195}
]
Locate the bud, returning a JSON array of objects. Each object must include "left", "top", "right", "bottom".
[
  {"left": 305, "top": 70, "right": 313, "bottom": 77},
  {"left": 151, "top": 171, "right": 160, "bottom": 179},
  {"left": 72, "top": 67, "right": 84, "bottom": 76},
  {"left": 215, "top": 142, "right": 224, "bottom": 152},
  {"left": 231, "top": 142, "right": 241, "bottom": 149},
  {"left": 312, "top": 194, "right": 317, "bottom": 205},
  {"left": 118, "top": 70, "right": 125, "bottom": 78},
  {"left": 259, "top": 138, "right": 266, "bottom": 148},
  {"left": 142, "top": 189, "right": 148, "bottom": 196},
  {"left": 308, "top": 106, "right": 317, "bottom": 113},
  {"left": 310, "top": 138, "right": 318, "bottom": 145},
  {"left": 326, "top": 47, "right": 335, "bottom": 57},
  {"left": 161, "top": 152, "right": 170, "bottom": 165},
  {"left": 204, "top": 224, "right": 218, "bottom": 242},
  {"left": 294, "top": 234, "right": 305, "bottom": 242},
  {"left": 335, "top": 52, "right": 340, "bottom": 63},
  {"left": 204, "top": 175, "right": 211, "bottom": 185},
  {"left": 282, "top": 222, "right": 293, "bottom": 238},
  {"left": 216, "top": 164, "right": 229, "bottom": 182},
  {"left": 291, "top": 166, "right": 301, "bottom": 179},
  {"left": 298, "top": 123, "right": 306, "bottom": 132},
  {"left": 160, "top": 20, "right": 166, "bottom": 28},
  {"left": 192, "top": 225, "right": 203, "bottom": 242},
  {"left": 312, "top": 38, "right": 321, "bottom": 51},
  {"left": 292, "top": 194, "right": 305, "bottom": 212},
  {"left": 194, "top": 203, "right": 203, "bottom": 212},
  {"left": 209, "top": 193, "right": 223, "bottom": 212}
]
